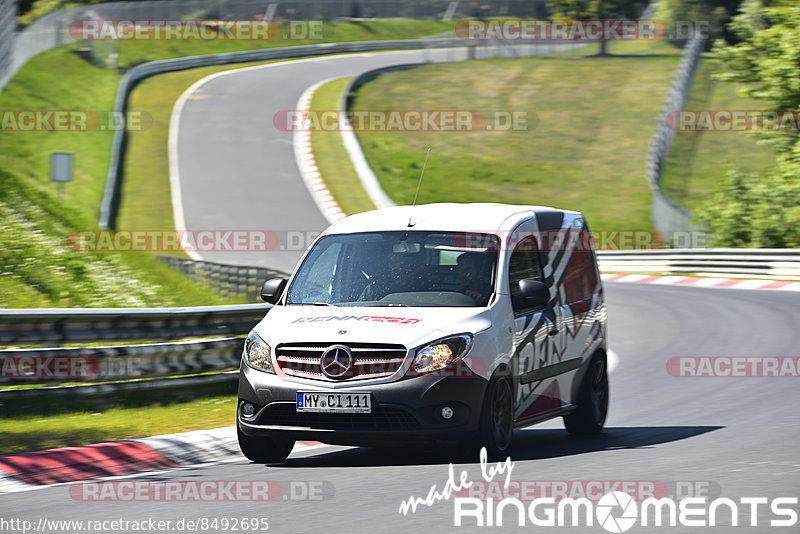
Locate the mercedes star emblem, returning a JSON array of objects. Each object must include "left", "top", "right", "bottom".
[{"left": 320, "top": 345, "right": 354, "bottom": 379}]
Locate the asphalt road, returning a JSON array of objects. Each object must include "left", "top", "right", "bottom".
[
  {"left": 173, "top": 48, "right": 468, "bottom": 273},
  {"left": 3, "top": 283, "right": 798, "bottom": 532},
  {"left": 172, "top": 45, "right": 580, "bottom": 272}
]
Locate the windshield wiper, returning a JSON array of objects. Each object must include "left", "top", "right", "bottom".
[{"left": 311, "top": 302, "right": 337, "bottom": 306}]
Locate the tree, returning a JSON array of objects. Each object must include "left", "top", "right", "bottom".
[
  {"left": 548, "top": 0, "right": 646, "bottom": 55},
  {"left": 695, "top": 0, "right": 800, "bottom": 247},
  {"left": 658, "top": 0, "right": 744, "bottom": 49},
  {"left": 694, "top": 167, "right": 800, "bottom": 247}
]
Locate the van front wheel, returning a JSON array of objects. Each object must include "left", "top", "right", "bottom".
[
  {"left": 237, "top": 428, "right": 295, "bottom": 463},
  {"left": 474, "top": 376, "right": 514, "bottom": 459},
  {"left": 564, "top": 355, "right": 609, "bottom": 435}
]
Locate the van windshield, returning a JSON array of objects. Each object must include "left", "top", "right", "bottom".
[{"left": 286, "top": 231, "right": 499, "bottom": 307}]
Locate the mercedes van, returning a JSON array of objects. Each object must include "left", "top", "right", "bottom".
[{"left": 237, "top": 203, "right": 608, "bottom": 462}]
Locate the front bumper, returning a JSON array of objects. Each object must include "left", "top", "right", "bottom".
[{"left": 237, "top": 363, "right": 489, "bottom": 446}]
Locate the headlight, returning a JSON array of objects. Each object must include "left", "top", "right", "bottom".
[
  {"left": 243, "top": 331, "right": 275, "bottom": 374},
  {"left": 412, "top": 334, "right": 473, "bottom": 374}
]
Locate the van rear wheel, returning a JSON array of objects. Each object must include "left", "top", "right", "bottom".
[
  {"left": 564, "top": 354, "right": 609, "bottom": 435},
  {"left": 237, "top": 428, "right": 295, "bottom": 463}
]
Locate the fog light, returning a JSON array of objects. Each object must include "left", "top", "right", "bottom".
[
  {"left": 441, "top": 406, "right": 454, "bottom": 420},
  {"left": 242, "top": 403, "right": 255, "bottom": 417}
]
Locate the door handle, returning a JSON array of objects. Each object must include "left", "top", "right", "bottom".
[{"left": 548, "top": 328, "right": 559, "bottom": 336}]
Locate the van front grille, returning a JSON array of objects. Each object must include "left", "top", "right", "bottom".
[{"left": 275, "top": 342, "right": 407, "bottom": 381}]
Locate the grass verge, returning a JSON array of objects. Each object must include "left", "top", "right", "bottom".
[
  {"left": 350, "top": 41, "right": 683, "bottom": 231},
  {"left": 112, "top": 20, "right": 456, "bottom": 69},
  {"left": 119, "top": 59, "right": 299, "bottom": 234},
  {"left": 1, "top": 19, "right": 458, "bottom": 306},
  {"left": 307, "top": 77, "right": 377, "bottom": 215},
  {"left": 0, "top": 49, "right": 245, "bottom": 307},
  {"left": 0, "top": 394, "right": 236, "bottom": 454},
  {"left": 659, "top": 59, "right": 777, "bottom": 210}
]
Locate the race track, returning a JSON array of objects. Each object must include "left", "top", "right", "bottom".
[
  {"left": 171, "top": 45, "right": 577, "bottom": 272},
  {"left": 172, "top": 49, "right": 468, "bottom": 272},
  {"left": 3, "top": 46, "right": 798, "bottom": 532},
  {"left": 3, "top": 283, "right": 798, "bottom": 532}
]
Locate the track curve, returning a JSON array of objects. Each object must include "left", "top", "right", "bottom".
[
  {"left": 4, "top": 47, "right": 798, "bottom": 533},
  {"left": 3, "top": 283, "right": 798, "bottom": 531},
  {"left": 171, "top": 49, "right": 468, "bottom": 272}
]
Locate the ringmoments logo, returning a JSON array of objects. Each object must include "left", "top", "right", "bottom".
[{"left": 398, "top": 450, "right": 799, "bottom": 530}]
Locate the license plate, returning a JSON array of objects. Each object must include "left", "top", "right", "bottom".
[{"left": 296, "top": 392, "right": 371, "bottom": 413}]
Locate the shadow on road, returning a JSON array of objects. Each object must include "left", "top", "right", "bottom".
[{"left": 280, "top": 425, "right": 723, "bottom": 468}]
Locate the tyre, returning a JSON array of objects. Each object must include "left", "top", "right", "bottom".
[
  {"left": 564, "top": 353, "right": 609, "bottom": 435},
  {"left": 474, "top": 375, "right": 514, "bottom": 460},
  {"left": 237, "top": 427, "right": 295, "bottom": 463}
]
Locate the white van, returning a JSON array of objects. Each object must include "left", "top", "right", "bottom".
[{"left": 237, "top": 203, "right": 608, "bottom": 462}]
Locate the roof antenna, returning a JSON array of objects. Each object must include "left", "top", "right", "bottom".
[{"left": 408, "top": 146, "right": 432, "bottom": 228}]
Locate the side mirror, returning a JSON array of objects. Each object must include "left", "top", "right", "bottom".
[
  {"left": 518, "top": 279, "right": 550, "bottom": 307},
  {"left": 260, "top": 278, "right": 288, "bottom": 304}
]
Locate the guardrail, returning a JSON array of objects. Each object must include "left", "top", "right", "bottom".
[
  {"left": 0, "top": 337, "right": 244, "bottom": 385},
  {"left": 0, "top": 302, "right": 268, "bottom": 345},
  {"left": 157, "top": 255, "right": 287, "bottom": 301},
  {"left": 646, "top": 32, "right": 705, "bottom": 236},
  {"left": 596, "top": 249, "right": 800, "bottom": 279},
  {"left": 98, "top": 37, "right": 575, "bottom": 229},
  {"left": 0, "top": 0, "right": 552, "bottom": 95},
  {"left": 0, "top": 302, "right": 268, "bottom": 403},
  {"left": 4, "top": 249, "right": 799, "bottom": 404},
  {"left": 99, "top": 38, "right": 458, "bottom": 228}
]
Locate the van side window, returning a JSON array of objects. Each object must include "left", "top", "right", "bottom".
[
  {"left": 509, "top": 235, "right": 543, "bottom": 314},
  {"left": 563, "top": 228, "right": 598, "bottom": 315}
]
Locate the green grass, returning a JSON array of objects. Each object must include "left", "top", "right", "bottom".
[
  {"left": 660, "top": 59, "right": 777, "bottom": 210},
  {"left": 351, "top": 41, "right": 684, "bottom": 231},
  {"left": 119, "top": 60, "right": 298, "bottom": 234},
  {"left": 0, "top": 49, "right": 245, "bottom": 307},
  {"left": 0, "top": 395, "right": 236, "bottom": 454},
  {"left": 120, "top": 58, "right": 375, "bottom": 234},
  {"left": 110, "top": 19, "right": 462, "bottom": 231},
  {"left": 1, "top": 19, "right": 460, "bottom": 307},
  {"left": 308, "top": 77, "right": 377, "bottom": 215},
  {"left": 113, "top": 20, "right": 456, "bottom": 69},
  {"left": 0, "top": 51, "right": 119, "bottom": 217}
]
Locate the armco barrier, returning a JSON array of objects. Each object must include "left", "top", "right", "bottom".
[
  {"left": 0, "top": 337, "right": 244, "bottom": 385},
  {"left": 0, "top": 302, "right": 269, "bottom": 345},
  {"left": 157, "top": 255, "right": 288, "bottom": 301},
  {"left": 0, "top": 0, "right": 551, "bottom": 94},
  {"left": 98, "top": 37, "right": 571, "bottom": 229},
  {"left": 99, "top": 38, "right": 458, "bottom": 229},
  {"left": 0, "top": 371, "right": 239, "bottom": 410},
  {"left": 596, "top": 249, "right": 800, "bottom": 279},
  {"left": 3, "top": 249, "right": 798, "bottom": 404},
  {"left": 646, "top": 32, "right": 704, "bottom": 236}
]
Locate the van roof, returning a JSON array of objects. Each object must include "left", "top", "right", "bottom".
[{"left": 325, "top": 203, "right": 581, "bottom": 235}]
